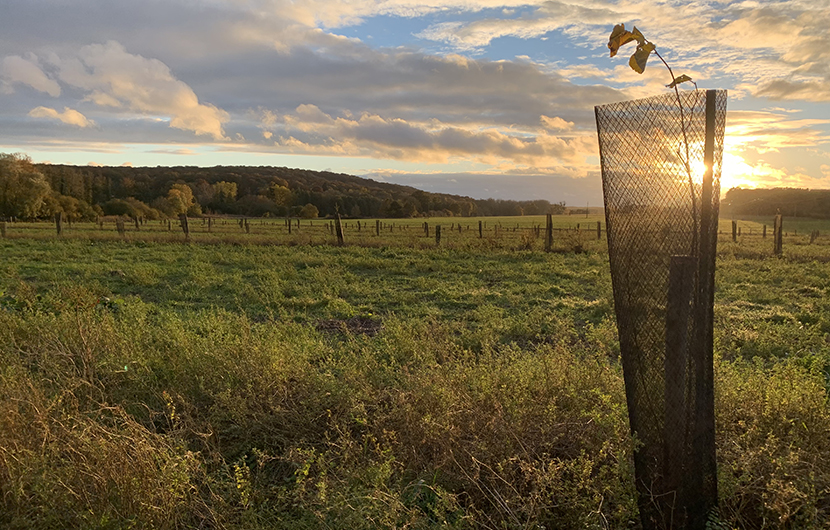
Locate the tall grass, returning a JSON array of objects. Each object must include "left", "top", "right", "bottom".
[{"left": 0, "top": 237, "right": 829, "bottom": 528}]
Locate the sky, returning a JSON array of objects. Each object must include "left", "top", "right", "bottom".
[{"left": 1, "top": 0, "right": 828, "bottom": 206}]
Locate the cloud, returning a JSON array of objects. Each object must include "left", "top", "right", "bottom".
[
  {"left": 722, "top": 154, "right": 830, "bottom": 191},
  {"left": 276, "top": 104, "right": 596, "bottom": 168},
  {"left": 416, "top": 1, "right": 618, "bottom": 50},
  {"left": 726, "top": 110, "right": 830, "bottom": 151},
  {"left": 1, "top": 55, "right": 61, "bottom": 96},
  {"left": 541, "top": 115, "right": 573, "bottom": 131},
  {"left": 57, "top": 41, "right": 229, "bottom": 140},
  {"left": 28, "top": 106, "right": 94, "bottom": 127},
  {"left": 753, "top": 79, "right": 830, "bottom": 103}
]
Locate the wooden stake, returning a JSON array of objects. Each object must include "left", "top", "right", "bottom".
[
  {"left": 335, "top": 214, "right": 345, "bottom": 245},
  {"left": 545, "top": 213, "right": 553, "bottom": 252},
  {"left": 179, "top": 214, "right": 190, "bottom": 240}
]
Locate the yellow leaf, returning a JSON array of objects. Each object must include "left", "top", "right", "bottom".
[
  {"left": 608, "top": 23, "right": 639, "bottom": 58},
  {"left": 631, "top": 27, "right": 645, "bottom": 46},
  {"left": 629, "top": 42, "right": 655, "bottom": 74},
  {"left": 667, "top": 74, "right": 693, "bottom": 88}
]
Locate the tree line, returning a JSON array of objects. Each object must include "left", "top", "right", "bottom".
[
  {"left": 723, "top": 187, "right": 830, "bottom": 219},
  {"left": 0, "top": 153, "right": 567, "bottom": 221}
]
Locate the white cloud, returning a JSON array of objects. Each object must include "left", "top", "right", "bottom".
[
  {"left": 28, "top": 106, "right": 95, "bottom": 127},
  {"left": 58, "top": 41, "right": 229, "bottom": 140},
  {"left": 416, "top": 1, "right": 618, "bottom": 51},
  {"left": 541, "top": 115, "right": 574, "bottom": 131},
  {"left": 276, "top": 104, "right": 596, "bottom": 168},
  {"left": 1, "top": 55, "right": 61, "bottom": 97}
]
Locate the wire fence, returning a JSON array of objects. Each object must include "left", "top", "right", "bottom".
[{"left": 596, "top": 89, "right": 727, "bottom": 529}]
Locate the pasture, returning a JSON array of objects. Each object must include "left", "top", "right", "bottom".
[{"left": 1, "top": 214, "right": 829, "bottom": 529}]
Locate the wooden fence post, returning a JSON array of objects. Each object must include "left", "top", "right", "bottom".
[
  {"left": 762, "top": 225, "right": 766, "bottom": 239},
  {"left": 288, "top": 217, "right": 292, "bottom": 235},
  {"left": 597, "top": 221, "right": 602, "bottom": 240},
  {"left": 55, "top": 212, "right": 63, "bottom": 236},
  {"left": 545, "top": 213, "right": 553, "bottom": 252},
  {"left": 479, "top": 220, "right": 483, "bottom": 238},
  {"left": 335, "top": 214, "right": 345, "bottom": 245},
  {"left": 731, "top": 220, "right": 737, "bottom": 242},
  {"left": 179, "top": 214, "right": 190, "bottom": 240},
  {"left": 245, "top": 219, "right": 250, "bottom": 233},
  {"left": 435, "top": 225, "right": 441, "bottom": 246},
  {"left": 774, "top": 215, "right": 783, "bottom": 255},
  {"left": 664, "top": 255, "right": 698, "bottom": 512},
  {"left": 424, "top": 222, "right": 429, "bottom": 238},
  {"left": 376, "top": 219, "right": 380, "bottom": 236},
  {"left": 208, "top": 217, "right": 212, "bottom": 232}
]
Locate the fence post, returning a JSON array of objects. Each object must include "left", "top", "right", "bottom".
[
  {"left": 731, "top": 220, "right": 737, "bottom": 242},
  {"left": 435, "top": 225, "right": 441, "bottom": 246},
  {"left": 245, "top": 219, "right": 250, "bottom": 233},
  {"left": 774, "top": 214, "right": 783, "bottom": 255},
  {"left": 597, "top": 221, "right": 602, "bottom": 240},
  {"left": 335, "top": 214, "right": 345, "bottom": 245},
  {"left": 208, "top": 217, "right": 212, "bottom": 232},
  {"left": 545, "top": 213, "right": 553, "bottom": 252},
  {"left": 478, "top": 220, "right": 483, "bottom": 238},
  {"left": 684, "top": 89, "right": 720, "bottom": 529},
  {"left": 55, "top": 212, "right": 63, "bottom": 236},
  {"left": 664, "top": 255, "right": 697, "bottom": 521},
  {"left": 424, "top": 222, "right": 429, "bottom": 238},
  {"left": 179, "top": 214, "right": 190, "bottom": 240},
  {"left": 288, "top": 217, "right": 292, "bottom": 235},
  {"left": 376, "top": 219, "right": 380, "bottom": 236},
  {"left": 762, "top": 225, "right": 766, "bottom": 238}
]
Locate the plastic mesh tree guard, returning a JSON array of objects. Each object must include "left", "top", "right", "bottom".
[{"left": 595, "top": 89, "right": 727, "bottom": 529}]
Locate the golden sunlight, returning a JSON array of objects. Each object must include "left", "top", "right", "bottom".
[{"left": 720, "top": 151, "right": 759, "bottom": 191}]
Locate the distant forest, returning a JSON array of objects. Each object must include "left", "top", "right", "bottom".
[
  {"left": 0, "top": 153, "right": 566, "bottom": 221},
  {"left": 723, "top": 187, "right": 830, "bottom": 219}
]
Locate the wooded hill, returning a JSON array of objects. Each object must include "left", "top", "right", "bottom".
[
  {"left": 0, "top": 153, "right": 565, "bottom": 221},
  {"left": 723, "top": 187, "right": 830, "bottom": 219}
]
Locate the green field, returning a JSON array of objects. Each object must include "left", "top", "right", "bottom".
[{"left": 1, "top": 216, "right": 829, "bottom": 528}]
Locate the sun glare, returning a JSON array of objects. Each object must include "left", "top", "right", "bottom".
[{"left": 720, "top": 151, "right": 758, "bottom": 191}]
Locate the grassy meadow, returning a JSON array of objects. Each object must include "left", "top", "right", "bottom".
[{"left": 1, "top": 214, "right": 829, "bottom": 529}]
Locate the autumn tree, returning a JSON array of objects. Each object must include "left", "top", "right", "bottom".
[
  {"left": 167, "top": 183, "right": 201, "bottom": 216},
  {"left": 0, "top": 153, "right": 52, "bottom": 219},
  {"left": 299, "top": 203, "right": 319, "bottom": 219}
]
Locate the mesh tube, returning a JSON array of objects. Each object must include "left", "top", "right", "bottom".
[{"left": 595, "top": 89, "right": 727, "bottom": 529}]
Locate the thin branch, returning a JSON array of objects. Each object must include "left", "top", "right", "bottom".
[{"left": 654, "top": 48, "right": 699, "bottom": 255}]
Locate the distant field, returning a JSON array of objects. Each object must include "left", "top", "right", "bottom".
[
  {"left": 725, "top": 214, "right": 830, "bottom": 236},
  {"left": 1, "top": 217, "right": 829, "bottom": 528},
  {"left": 5, "top": 212, "right": 829, "bottom": 256},
  {"left": 0, "top": 214, "right": 610, "bottom": 253}
]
